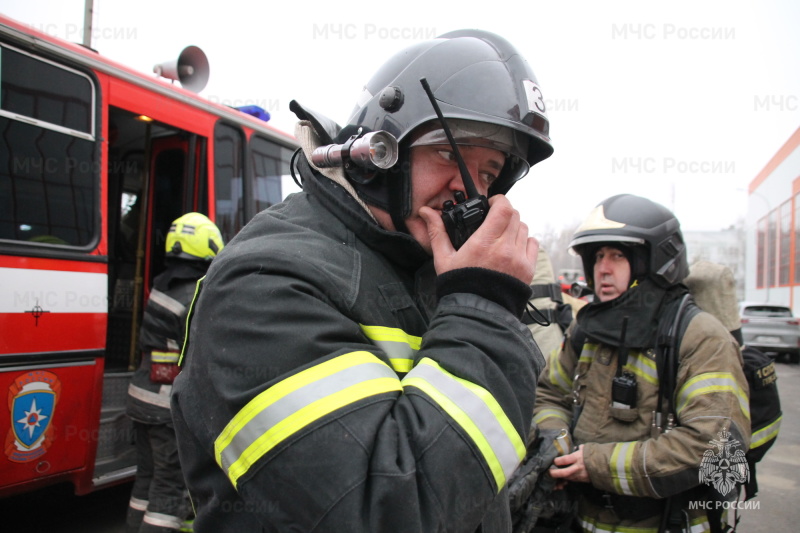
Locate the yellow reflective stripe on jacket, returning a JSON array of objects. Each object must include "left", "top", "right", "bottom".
[
  {"left": 623, "top": 351, "right": 658, "bottom": 386},
  {"left": 579, "top": 514, "right": 710, "bottom": 533},
  {"left": 151, "top": 351, "right": 180, "bottom": 364},
  {"left": 675, "top": 372, "right": 750, "bottom": 420},
  {"left": 579, "top": 343, "right": 597, "bottom": 365},
  {"left": 214, "top": 351, "right": 402, "bottom": 488},
  {"left": 610, "top": 441, "right": 639, "bottom": 496},
  {"left": 548, "top": 351, "right": 574, "bottom": 395},
  {"left": 751, "top": 414, "right": 782, "bottom": 449},
  {"left": 533, "top": 408, "right": 570, "bottom": 426},
  {"left": 547, "top": 346, "right": 560, "bottom": 361},
  {"left": 402, "top": 357, "right": 525, "bottom": 492},
  {"left": 360, "top": 324, "right": 421, "bottom": 374}
]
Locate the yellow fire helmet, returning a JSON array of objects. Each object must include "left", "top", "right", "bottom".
[{"left": 165, "top": 212, "right": 224, "bottom": 261}]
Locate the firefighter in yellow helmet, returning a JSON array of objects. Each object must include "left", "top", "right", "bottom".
[{"left": 126, "top": 213, "right": 223, "bottom": 533}]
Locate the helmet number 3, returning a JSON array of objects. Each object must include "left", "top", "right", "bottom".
[{"left": 523, "top": 80, "right": 547, "bottom": 116}]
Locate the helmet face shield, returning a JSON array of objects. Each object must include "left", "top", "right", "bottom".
[
  {"left": 408, "top": 118, "right": 532, "bottom": 193},
  {"left": 409, "top": 119, "right": 530, "bottom": 162},
  {"left": 570, "top": 233, "right": 646, "bottom": 251}
]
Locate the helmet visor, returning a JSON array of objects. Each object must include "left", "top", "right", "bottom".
[
  {"left": 409, "top": 118, "right": 532, "bottom": 193},
  {"left": 409, "top": 118, "right": 529, "bottom": 162}
]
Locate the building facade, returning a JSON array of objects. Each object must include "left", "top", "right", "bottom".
[{"left": 745, "top": 128, "right": 800, "bottom": 312}]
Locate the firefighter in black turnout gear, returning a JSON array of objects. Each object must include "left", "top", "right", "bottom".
[
  {"left": 172, "top": 30, "right": 553, "bottom": 532},
  {"left": 127, "top": 213, "right": 224, "bottom": 533}
]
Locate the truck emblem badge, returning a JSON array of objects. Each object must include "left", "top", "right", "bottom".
[{"left": 5, "top": 371, "right": 61, "bottom": 463}]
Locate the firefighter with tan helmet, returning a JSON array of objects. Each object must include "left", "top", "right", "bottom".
[
  {"left": 532, "top": 195, "right": 750, "bottom": 533},
  {"left": 126, "top": 213, "right": 223, "bottom": 533}
]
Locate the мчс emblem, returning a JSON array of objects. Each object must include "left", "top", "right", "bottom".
[
  {"left": 699, "top": 429, "right": 749, "bottom": 496},
  {"left": 5, "top": 371, "right": 61, "bottom": 463}
]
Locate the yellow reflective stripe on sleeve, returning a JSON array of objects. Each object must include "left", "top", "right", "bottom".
[
  {"left": 388, "top": 358, "right": 414, "bottom": 373},
  {"left": 689, "top": 516, "right": 711, "bottom": 533},
  {"left": 623, "top": 351, "right": 658, "bottom": 386},
  {"left": 401, "top": 357, "right": 525, "bottom": 493},
  {"left": 151, "top": 351, "right": 180, "bottom": 364},
  {"left": 533, "top": 408, "right": 571, "bottom": 426},
  {"left": 610, "top": 441, "right": 638, "bottom": 496},
  {"left": 214, "top": 351, "right": 401, "bottom": 488},
  {"left": 751, "top": 415, "right": 782, "bottom": 449},
  {"left": 548, "top": 353, "right": 573, "bottom": 395},
  {"left": 359, "top": 325, "right": 422, "bottom": 349},
  {"left": 360, "top": 324, "right": 421, "bottom": 374},
  {"left": 579, "top": 515, "right": 660, "bottom": 533},
  {"left": 675, "top": 372, "right": 750, "bottom": 420}
]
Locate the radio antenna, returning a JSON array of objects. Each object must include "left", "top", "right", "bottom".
[{"left": 419, "top": 78, "right": 480, "bottom": 199}]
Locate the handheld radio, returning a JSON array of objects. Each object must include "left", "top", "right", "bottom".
[{"left": 419, "top": 78, "right": 490, "bottom": 250}]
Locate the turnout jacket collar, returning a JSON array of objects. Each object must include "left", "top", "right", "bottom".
[
  {"left": 154, "top": 260, "right": 210, "bottom": 292},
  {"left": 297, "top": 154, "right": 431, "bottom": 272},
  {"left": 576, "top": 279, "right": 686, "bottom": 349}
]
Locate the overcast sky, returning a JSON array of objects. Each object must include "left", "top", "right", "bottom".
[{"left": 3, "top": 0, "right": 799, "bottom": 236}]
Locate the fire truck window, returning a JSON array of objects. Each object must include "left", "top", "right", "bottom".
[
  {"left": 0, "top": 118, "right": 96, "bottom": 246},
  {"left": 250, "top": 135, "right": 291, "bottom": 214},
  {"left": 0, "top": 45, "right": 97, "bottom": 247},
  {"left": 0, "top": 45, "right": 94, "bottom": 135},
  {"left": 214, "top": 123, "right": 244, "bottom": 243}
]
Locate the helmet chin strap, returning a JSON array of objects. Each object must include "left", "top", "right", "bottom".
[{"left": 388, "top": 157, "right": 411, "bottom": 235}]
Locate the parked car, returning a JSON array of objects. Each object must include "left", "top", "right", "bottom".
[{"left": 739, "top": 302, "right": 800, "bottom": 363}]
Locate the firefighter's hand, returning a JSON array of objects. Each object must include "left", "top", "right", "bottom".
[
  {"left": 549, "top": 444, "right": 591, "bottom": 484},
  {"left": 419, "top": 195, "right": 538, "bottom": 285}
]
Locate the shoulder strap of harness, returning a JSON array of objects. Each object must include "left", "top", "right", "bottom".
[
  {"left": 529, "top": 283, "right": 564, "bottom": 303},
  {"left": 525, "top": 284, "right": 574, "bottom": 333},
  {"left": 655, "top": 293, "right": 700, "bottom": 425}
]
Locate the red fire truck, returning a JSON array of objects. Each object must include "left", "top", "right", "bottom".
[{"left": 0, "top": 14, "right": 297, "bottom": 497}]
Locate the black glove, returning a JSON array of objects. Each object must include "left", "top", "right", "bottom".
[{"left": 508, "top": 427, "right": 567, "bottom": 532}]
